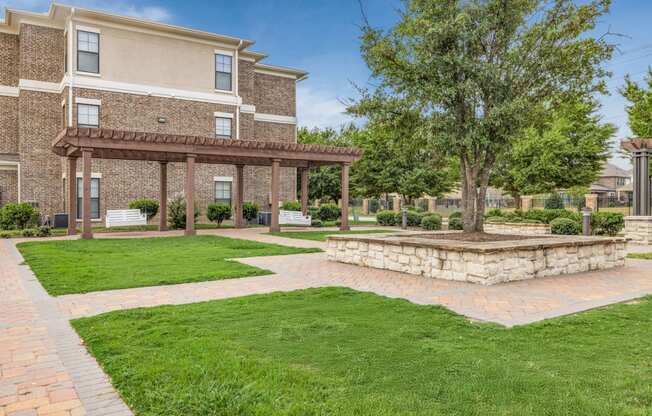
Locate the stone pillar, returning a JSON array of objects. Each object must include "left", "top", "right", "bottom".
[
  {"left": 81, "top": 148, "right": 93, "bottom": 240},
  {"left": 270, "top": 159, "right": 281, "bottom": 232},
  {"left": 585, "top": 194, "right": 598, "bottom": 212},
  {"left": 159, "top": 162, "right": 168, "bottom": 231},
  {"left": 633, "top": 150, "right": 651, "bottom": 216},
  {"left": 67, "top": 156, "right": 77, "bottom": 236},
  {"left": 340, "top": 163, "right": 350, "bottom": 231},
  {"left": 234, "top": 164, "right": 245, "bottom": 228},
  {"left": 185, "top": 154, "right": 196, "bottom": 236},
  {"left": 300, "top": 167, "right": 309, "bottom": 216},
  {"left": 625, "top": 216, "right": 652, "bottom": 245},
  {"left": 428, "top": 198, "right": 436, "bottom": 213},
  {"left": 362, "top": 199, "right": 370, "bottom": 215},
  {"left": 393, "top": 195, "right": 401, "bottom": 213},
  {"left": 521, "top": 196, "right": 533, "bottom": 211},
  {"left": 314, "top": 199, "right": 321, "bottom": 208}
]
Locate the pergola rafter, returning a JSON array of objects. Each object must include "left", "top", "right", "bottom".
[{"left": 53, "top": 128, "right": 363, "bottom": 238}]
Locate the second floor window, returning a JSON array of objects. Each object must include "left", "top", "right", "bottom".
[
  {"left": 215, "top": 117, "right": 232, "bottom": 139},
  {"left": 78, "top": 30, "right": 99, "bottom": 73},
  {"left": 78, "top": 104, "right": 100, "bottom": 128},
  {"left": 215, "top": 54, "right": 232, "bottom": 91}
]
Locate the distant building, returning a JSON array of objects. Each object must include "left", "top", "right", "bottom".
[{"left": 589, "top": 162, "right": 632, "bottom": 198}]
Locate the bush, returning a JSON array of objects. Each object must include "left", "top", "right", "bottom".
[
  {"left": 523, "top": 209, "right": 579, "bottom": 224},
  {"left": 308, "top": 206, "right": 319, "bottom": 218},
  {"left": 544, "top": 193, "right": 565, "bottom": 209},
  {"left": 405, "top": 210, "right": 423, "bottom": 227},
  {"left": 449, "top": 211, "right": 462, "bottom": 220},
  {"left": 311, "top": 219, "right": 323, "bottom": 227},
  {"left": 317, "top": 203, "right": 341, "bottom": 221},
  {"left": 242, "top": 202, "right": 260, "bottom": 222},
  {"left": 206, "top": 203, "right": 232, "bottom": 226},
  {"left": 551, "top": 218, "right": 581, "bottom": 235},
  {"left": 485, "top": 208, "right": 504, "bottom": 218},
  {"left": 0, "top": 231, "right": 10, "bottom": 238},
  {"left": 128, "top": 198, "right": 159, "bottom": 221},
  {"left": 282, "top": 200, "right": 302, "bottom": 211},
  {"left": 485, "top": 216, "right": 506, "bottom": 223},
  {"left": 448, "top": 217, "right": 463, "bottom": 230},
  {"left": 421, "top": 214, "right": 442, "bottom": 231},
  {"left": 36, "top": 225, "right": 51, "bottom": 237},
  {"left": 21, "top": 228, "right": 35, "bottom": 238},
  {"left": 168, "top": 196, "right": 200, "bottom": 230},
  {"left": 376, "top": 210, "right": 397, "bottom": 226},
  {"left": 0, "top": 203, "right": 39, "bottom": 230},
  {"left": 591, "top": 212, "right": 624, "bottom": 236}
]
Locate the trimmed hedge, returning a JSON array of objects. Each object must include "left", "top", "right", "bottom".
[
  {"left": 243, "top": 202, "right": 260, "bottom": 222},
  {"left": 317, "top": 203, "right": 341, "bottom": 221},
  {"left": 448, "top": 217, "right": 463, "bottom": 230},
  {"left": 376, "top": 210, "right": 397, "bottom": 226},
  {"left": 421, "top": 214, "right": 442, "bottom": 231},
  {"left": 206, "top": 203, "right": 232, "bottom": 226},
  {"left": 282, "top": 201, "right": 302, "bottom": 211},
  {"left": 551, "top": 218, "right": 581, "bottom": 235},
  {"left": 0, "top": 203, "right": 39, "bottom": 230},
  {"left": 128, "top": 198, "right": 159, "bottom": 221},
  {"left": 591, "top": 212, "right": 625, "bottom": 236}
]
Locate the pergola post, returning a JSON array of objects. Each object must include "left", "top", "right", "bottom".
[
  {"left": 633, "top": 150, "right": 651, "bottom": 216},
  {"left": 300, "top": 167, "right": 309, "bottom": 216},
  {"left": 185, "top": 154, "right": 196, "bottom": 236},
  {"left": 270, "top": 158, "right": 281, "bottom": 232},
  {"left": 234, "top": 164, "right": 245, "bottom": 228},
  {"left": 340, "top": 162, "right": 350, "bottom": 231},
  {"left": 159, "top": 162, "right": 168, "bottom": 231},
  {"left": 81, "top": 148, "right": 93, "bottom": 240},
  {"left": 67, "top": 156, "right": 77, "bottom": 236}
]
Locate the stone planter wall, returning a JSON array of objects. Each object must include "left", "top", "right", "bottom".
[
  {"left": 327, "top": 234, "right": 626, "bottom": 285},
  {"left": 625, "top": 216, "right": 652, "bottom": 245},
  {"left": 484, "top": 222, "right": 551, "bottom": 235}
]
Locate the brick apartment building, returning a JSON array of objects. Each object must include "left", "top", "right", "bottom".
[{"left": 0, "top": 3, "right": 306, "bottom": 223}]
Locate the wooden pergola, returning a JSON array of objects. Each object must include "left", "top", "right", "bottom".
[
  {"left": 621, "top": 138, "right": 651, "bottom": 216},
  {"left": 53, "top": 128, "right": 363, "bottom": 239}
]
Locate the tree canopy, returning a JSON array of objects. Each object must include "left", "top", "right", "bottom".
[{"left": 622, "top": 68, "right": 652, "bottom": 137}]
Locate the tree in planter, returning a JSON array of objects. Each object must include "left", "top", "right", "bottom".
[
  {"left": 357, "top": 0, "right": 613, "bottom": 232},
  {"left": 128, "top": 198, "right": 159, "bottom": 221},
  {"left": 168, "top": 196, "right": 200, "bottom": 230},
  {"left": 207, "top": 203, "right": 232, "bottom": 227}
]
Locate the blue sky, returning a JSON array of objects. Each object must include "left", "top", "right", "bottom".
[{"left": 2, "top": 0, "right": 652, "bottom": 168}]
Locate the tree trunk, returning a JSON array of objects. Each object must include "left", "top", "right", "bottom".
[{"left": 513, "top": 194, "right": 522, "bottom": 210}]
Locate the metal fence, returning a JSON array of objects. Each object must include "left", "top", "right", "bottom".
[{"left": 596, "top": 194, "right": 632, "bottom": 215}]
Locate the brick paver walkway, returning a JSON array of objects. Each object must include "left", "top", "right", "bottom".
[{"left": 2, "top": 227, "right": 652, "bottom": 415}]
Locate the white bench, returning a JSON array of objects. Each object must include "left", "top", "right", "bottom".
[
  {"left": 279, "top": 210, "right": 311, "bottom": 226},
  {"left": 106, "top": 209, "right": 147, "bottom": 228}
]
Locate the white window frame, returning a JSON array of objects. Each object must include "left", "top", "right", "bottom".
[
  {"left": 214, "top": 50, "right": 234, "bottom": 93},
  {"left": 215, "top": 116, "right": 232, "bottom": 139},
  {"left": 76, "top": 29, "right": 100, "bottom": 75},
  {"left": 77, "top": 103, "right": 100, "bottom": 128}
]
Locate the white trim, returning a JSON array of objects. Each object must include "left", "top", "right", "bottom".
[
  {"left": 61, "top": 99, "right": 66, "bottom": 107},
  {"left": 254, "top": 113, "right": 297, "bottom": 125},
  {"left": 62, "top": 172, "right": 102, "bottom": 179},
  {"left": 239, "top": 56, "right": 256, "bottom": 63},
  {"left": 0, "top": 161, "right": 21, "bottom": 202},
  {"left": 214, "top": 48, "right": 234, "bottom": 56},
  {"left": 254, "top": 68, "right": 299, "bottom": 80},
  {"left": 18, "top": 79, "right": 64, "bottom": 93},
  {"left": 213, "top": 111, "right": 234, "bottom": 119},
  {"left": 0, "top": 85, "right": 19, "bottom": 97},
  {"left": 75, "top": 97, "right": 102, "bottom": 105},
  {"left": 214, "top": 176, "right": 233, "bottom": 182},
  {"left": 75, "top": 24, "right": 101, "bottom": 34},
  {"left": 240, "top": 104, "right": 255, "bottom": 114},
  {"left": 75, "top": 71, "right": 101, "bottom": 78}
]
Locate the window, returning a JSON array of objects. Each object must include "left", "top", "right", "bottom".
[
  {"left": 77, "top": 30, "right": 99, "bottom": 73},
  {"left": 215, "top": 54, "right": 232, "bottom": 91},
  {"left": 215, "top": 117, "right": 232, "bottom": 139},
  {"left": 77, "top": 104, "right": 99, "bottom": 128},
  {"left": 77, "top": 177, "right": 100, "bottom": 219},
  {"left": 215, "top": 181, "right": 232, "bottom": 206}
]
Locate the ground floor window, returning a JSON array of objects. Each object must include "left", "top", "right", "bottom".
[
  {"left": 215, "top": 181, "right": 232, "bottom": 206},
  {"left": 77, "top": 177, "right": 100, "bottom": 219}
]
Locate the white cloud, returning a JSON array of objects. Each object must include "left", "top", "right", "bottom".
[
  {"left": 0, "top": 0, "right": 172, "bottom": 22},
  {"left": 296, "top": 84, "right": 354, "bottom": 129}
]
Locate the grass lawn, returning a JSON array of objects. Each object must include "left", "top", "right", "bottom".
[
  {"left": 1, "top": 223, "right": 245, "bottom": 239},
  {"left": 628, "top": 252, "right": 652, "bottom": 260},
  {"left": 269, "top": 229, "right": 396, "bottom": 242},
  {"left": 17, "top": 236, "right": 319, "bottom": 296},
  {"left": 73, "top": 288, "right": 652, "bottom": 416}
]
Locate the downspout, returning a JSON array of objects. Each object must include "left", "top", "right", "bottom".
[
  {"left": 235, "top": 40, "right": 243, "bottom": 140},
  {"left": 17, "top": 162, "right": 21, "bottom": 203}
]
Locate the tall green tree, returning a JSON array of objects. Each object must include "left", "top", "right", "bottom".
[
  {"left": 358, "top": 0, "right": 613, "bottom": 232},
  {"left": 622, "top": 68, "right": 652, "bottom": 137},
  {"left": 491, "top": 99, "right": 614, "bottom": 200}
]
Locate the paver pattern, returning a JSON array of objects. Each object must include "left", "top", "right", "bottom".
[{"left": 2, "top": 227, "right": 652, "bottom": 415}]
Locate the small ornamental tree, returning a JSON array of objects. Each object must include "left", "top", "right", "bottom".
[
  {"left": 243, "top": 202, "right": 260, "bottom": 222},
  {"left": 207, "top": 203, "right": 232, "bottom": 227},
  {"left": 0, "top": 203, "right": 39, "bottom": 230},
  {"left": 128, "top": 198, "right": 159, "bottom": 221},
  {"left": 168, "top": 196, "right": 199, "bottom": 230}
]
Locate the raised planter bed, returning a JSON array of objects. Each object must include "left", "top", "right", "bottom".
[
  {"left": 327, "top": 232, "right": 627, "bottom": 285},
  {"left": 484, "top": 222, "right": 551, "bottom": 235}
]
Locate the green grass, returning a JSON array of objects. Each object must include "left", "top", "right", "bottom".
[
  {"left": 72, "top": 288, "right": 652, "bottom": 416},
  {"left": 628, "top": 252, "right": 652, "bottom": 260},
  {"left": 17, "top": 236, "right": 319, "bottom": 296},
  {"left": 269, "top": 229, "right": 395, "bottom": 241}
]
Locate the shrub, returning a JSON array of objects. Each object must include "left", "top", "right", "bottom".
[
  {"left": 21, "top": 228, "right": 35, "bottom": 238},
  {"left": 544, "top": 193, "right": 565, "bottom": 209},
  {"left": 591, "top": 212, "right": 625, "bottom": 236},
  {"left": 36, "top": 225, "right": 51, "bottom": 237},
  {"left": 168, "top": 196, "right": 200, "bottom": 230},
  {"left": 0, "top": 231, "right": 10, "bottom": 238},
  {"left": 243, "top": 202, "right": 260, "bottom": 222},
  {"left": 405, "top": 210, "right": 423, "bottom": 227},
  {"left": 376, "top": 210, "right": 397, "bottom": 226},
  {"left": 369, "top": 199, "right": 381, "bottom": 213},
  {"left": 0, "top": 203, "right": 39, "bottom": 230},
  {"left": 206, "top": 203, "right": 232, "bottom": 227},
  {"left": 308, "top": 206, "right": 319, "bottom": 218},
  {"left": 311, "top": 219, "right": 323, "bottom": 227},
  {"left": 448, "top": 217, "right": 463, "bottom": 230},
  {"left": 282, "top": 200, "right": 302, "bottom": 211},
  {"left": 449, "top": 211, "right": 462, "bottom": 220},
  {"left": 317, "top": 203, "right": 341, "bottom": 221},
  {"left": 523, "top": 209, "right": 579, "bottom": 224},
  {"left": 421, "top": 214, "right": 442, "bottom": 231},
  {"left": 485, "top": 208, "right": 504, "bottom": 218},
  {"left": 485, "top": 216, "right": 505, "bottom": 223},
  {"left": 550, "top": 218, "right": 581, "bottom": 235},
  {"left": 521, "top": 219, "right": 543, "bottom": 224},
  {"left": 128, "top": 198, "right": 159, "bottom": 221}
]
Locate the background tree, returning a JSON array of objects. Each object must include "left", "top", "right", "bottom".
[
  {"left": 622, "top": 68, "right": 652, "bottom": 137},
  {"left": 357, "top": 0, "right": 613, "bottom": 232}
]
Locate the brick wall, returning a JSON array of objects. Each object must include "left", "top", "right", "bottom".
[
  {"left": 238, "top": 60, "right": 255, "bottom": 105},
  {"left": 19, "top": 24, "right": 64, "bottom": 83},
  {"left": 0, "top": 170, "right": 18, "bottom": 206},
  {"left": 0, "top": 96, "right": 19, "bottom": 154},
  {"left": 0, "top": 33, "right": 19, "bottom": 86},
  {"left": 254, "top": 73, "right": 296, "bottom": 116}
]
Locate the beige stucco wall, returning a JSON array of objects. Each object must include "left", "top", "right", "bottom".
[{"left": 75, "top": 23, "right": 235, "bottom": 94}]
